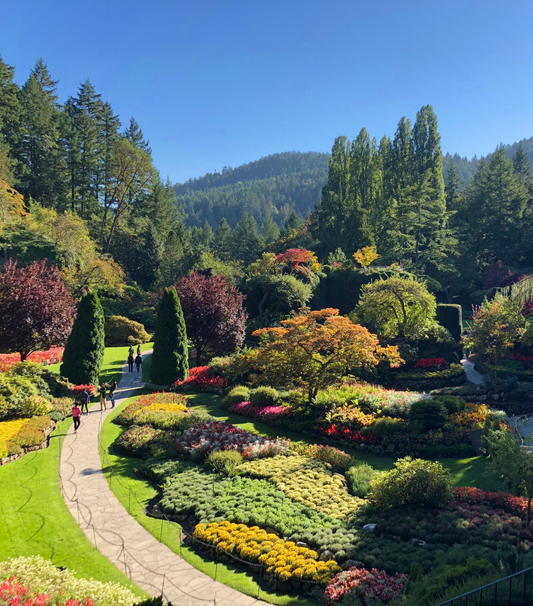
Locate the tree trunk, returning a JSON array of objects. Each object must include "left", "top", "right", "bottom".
[{"left": 196, "top": 345, "right": 202, "bottom": 368}]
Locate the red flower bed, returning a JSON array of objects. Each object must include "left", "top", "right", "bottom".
[
  {"left": 173, "top": 366, "right": 228, "bottom": 392},
  {"left": 0, "top": 347, "right": 64, "bottom": 373},
  {"left": 452, "top": 486, "right": 529, "bottom": 519},
  {"left": 325, "top": 567, "right": 407, "bottom": 604},
  {"left": 511, "top": 353, "right": 533, "bottom": 368},
  {"left": 415, "top": 357, "right": 448, "bottom": 369},
  {"left": 317, "top": 423, "right": 380, "bottom": 445},
  {"left": 71, "top": 385, "right": 97, "bottom": 396},
  {"left": 0, "top": 577, "right": 94, "bottom": 606}
]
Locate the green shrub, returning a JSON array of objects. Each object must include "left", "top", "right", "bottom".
[
  {"left": 47, "top": 411, "right": 63, "bottom": 422},
  {"left": 104, "top": 315, "right": 151, "bottom": 346},
  {"left": 290, "top": 443, "right": 353, "bottom": 471},
  {"left": 0, "top": 374, "right": 39, "bottom": 419},
  {"left": 346, "top": 463, "right": 379, "bottom": 498},
  {"left": 206, "top": 450, "right": 243, "bottom": 476},
  {"left": 116, "top": 425, "right": 179, "bottom": 459},
  {"left": 50, "top": 397, "right": 75, "bottom": 417},
  {"left": 408, "top": 399, "right": 448, "bottom": 431},
  {"left": 133, "top": 409, "right": 209, "bottom": 431},
  {"left": 371, "top": 417, "right": 406, "bottom": 437},
  {"left": 222, "top": 385, "right": 251, "bottom": 407},
  {"left": 436, "top": 304, "right": 463, "bottom": 342},
  {"left": 251, "top": 386, "right": 280, "bottom": 407},
  {"left": 369, "top": 457, "right": 453, "bottom": 509},
  {"left": 20, "top": 395, "right": 51, "bottom": 417},
  {"left": 7, "top": 362, "right": 71, "bottom": 398},
  {"left": 385, "top": 363, "right": 466, "bottom": 390},
  {"left": 432, "top": 395, "right": 466, "bottom": 414}
]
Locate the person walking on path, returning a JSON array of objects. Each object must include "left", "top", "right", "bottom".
[
  {"left": 136, "top": 344, "right": 141, "bottom": 356},
  {"left": 99, "top": 383, "right": 108, "bottom": 411},
  {"left": 128, "top": 345, "right": 134, "bottom": 356},
  {"left": 134, "top": 353, "right": 142, "bottom": 373},
  {"left": 72, "top": 402, "right": 82, "bottom": 432},
  {"left": 80, "top": 388, "right": 91, "bottom": 415},
  {"left": 108, "top": 381, "right": 118, "bottom": 408},
  {"left": 127, "top": 353, "right": 134, "bottom": 373}
]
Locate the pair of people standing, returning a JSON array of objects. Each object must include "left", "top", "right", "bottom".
[
  {"left": 99, "top": 381, "right": 118, "bottom": 410},
  {"left": 128, "top": 346, "right": 142, "bottom": 373}
]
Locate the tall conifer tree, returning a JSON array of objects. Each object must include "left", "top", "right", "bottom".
[
  {"left": 60, "top": 292, "right": 105, "bottom": 385},
  {"left": 151, "top": 288, "right": 188, "bottom": 385}
]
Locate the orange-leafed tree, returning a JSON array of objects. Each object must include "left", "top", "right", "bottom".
[{"left": 248, "top": 308, "right": 403, "bottom": 401}]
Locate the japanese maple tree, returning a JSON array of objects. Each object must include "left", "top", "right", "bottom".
[
  {"left": 248, "top": 308, "right": 403, "bottom": 401},
  {"left": 0, "top": 259, "right": 76, "bottom": 360},
  {"left": 274, "top": 248, "right": 321, "bottom": 283},
  {"left": 176, "top": 271, "right": 247, "bottom": 366}
]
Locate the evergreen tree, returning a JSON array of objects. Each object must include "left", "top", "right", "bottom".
[
  {"left": 151, "top": 288, "right": 188, "bottom": 385},
  {"left": 99, "top": 101, "right": 121, "bottom": 213},
  {"left": 281, "top": 210, "right": 302, "bottom": 238},
  {"left": 262, "top": 213, "right": 280, "bottom": 248},
  {"left": 124, "top": 116, "right": 151, "bottom": 154},
  {"left": 0, "top": 55, "right": 21, "bottom": 179},
  {"left": 60, "top": 292, "right": 105, "bottom": 385},
  {"left": 445, "top": 162, "right": 463, "bottom": 210},
  {"left": 230, "top": 212, "right": 264, "bottom": 264},
  {"left": 513, "top": 143, "right": 533, "bottom": 184},
  {"left": 201, "top": 219, "right": 214, "bottom": 249},
  {"left": 159, "top": 228, "right": 187, "bottom": 286},
  {"left": 213, "top": 218, "right": 232, "bottom": 261}
]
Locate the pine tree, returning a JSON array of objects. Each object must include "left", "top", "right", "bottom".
[
  {"left": 445, "top": 162, "right": 463, "bottom": 210},
  {"left": 124, "top": 117, "right": 151, "bottom": 154},
  {"left": 513, "top": 143, "right": 533, "bottom": 185},
  {"left": 159, "top": 228, "right": 187, "bottom": 286},
  {"left": 262, "top": 213, "right": 280, "bottom": 248},
  {"left": 281, "top": 210, "right": 302, "bottom": 238},
  {"left": 230, "top": 212, "right": 264, "bottom": 264},
  {"left": 213, "top": 218, "right": 232, "bottom": 261},
  {"left": 0, "top": 55, "right": 21, "bottom": 179},
  {"left": 151, "top": 288, "right": 188, "bottom": 385},
  {"left": 60, "top": 292, "right": 105, "bottom": 385}
]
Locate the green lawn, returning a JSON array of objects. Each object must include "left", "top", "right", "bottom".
[{"left": 0, "top": 417, "right": 145, "bottom": 597}]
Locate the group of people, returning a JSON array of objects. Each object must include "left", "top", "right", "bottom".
[
  {"left": 71, "top": 346, "right": 144, "bottom": 433},
  {"left": 128, "top": 344, "right": 143, "bottom": 373}
]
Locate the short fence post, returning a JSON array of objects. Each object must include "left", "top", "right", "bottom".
[{"left": 160, "top": 518, "right": 163, "bottom": 542}]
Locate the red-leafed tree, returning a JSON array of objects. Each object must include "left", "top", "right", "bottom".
[
  {"left": 176, "top": 271, "right": 248, "bottom": 366},
  {"left": 0, "top": 259, "right": 76, "bottom": 360},
  {"left": 275, "top": 248, "right": 321, "bottom": 283}
]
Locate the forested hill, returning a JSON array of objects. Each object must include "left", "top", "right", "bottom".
[
  {"left": 174, "top": 151, "right": 329, "bottom": 228},
  {"left": 443, "top": 136, "right": 533, "bottom": 185}
]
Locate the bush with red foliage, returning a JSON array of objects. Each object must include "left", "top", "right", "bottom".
[
  {"left": 415, "top": 357, "right": 449, "bottom": 370},
  {"left": 174, "top": 366, "right": 228, "bottom": 392}
]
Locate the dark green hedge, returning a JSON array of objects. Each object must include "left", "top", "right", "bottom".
[
  {"left": 383, "top": 363, "right": 466, "bottom": 390},
  {"left": 436, "top": 304, "right": 463, "bottom": 342}
]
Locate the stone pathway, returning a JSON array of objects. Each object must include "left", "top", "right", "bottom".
[
  {"left": 60, "top": 352, "right": 268, "bottom": 606},
  {"left": 461, "top": 358, "right": 485, "bottom": 385}
]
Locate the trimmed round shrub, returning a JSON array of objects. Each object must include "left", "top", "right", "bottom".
[
  {"left": 432, "top": 395, "right": 466, "bottom": 414},
  {"left": 371, "top": 417, "right": 406, "bottom": 437},
  {"left": 105, "top": 315, "right": 151, "bottom": 346},
  {"left": 251, "top": 386, "right": 280, "bottom": 408},
  {"left": 369, "top": 456, "right": 453, "bottom": 509},
  {"left": 408, "top": 399, "right": 448, "bottom": 431},
  {"left": 223, "top": 385, "right": 251, "bottom": 407},
  {"left": 20, "top": 395, "right": 51, "bottom": 417},
  {"left": 206, "top": 450, "right": 243, "bottom": 476},
  {"left": 346, "top": 463, "right": 380, "bottom": 498}
]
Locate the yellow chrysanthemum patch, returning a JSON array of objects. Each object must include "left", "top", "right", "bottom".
[
  {"left": 0, "top": 418, "right": 30, "bottom": 442},
  {"left": 134, "top": 402, "right": 188, "bottom": 414},
  {"left": 193, "top": 521, "right": 341, "bottom": 584}
]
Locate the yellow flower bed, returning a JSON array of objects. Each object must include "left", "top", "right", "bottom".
[
  {"left": 0, "top": 418, "right": 30, "bottom": 442},
  {"left": 193, "top": 521, "right": 341, "bottom": 584},
  {"left": 450, "top": 403, "right": 491, "bottom": 429},
  {"left": 134, "top": 402, "right": 188, "bottom": 415},
  {"left": 328, "top": 404, "right": 377, "bottom": 427},
  {"left": 239, "top": 455, "right": 364, "bottom": 519}
]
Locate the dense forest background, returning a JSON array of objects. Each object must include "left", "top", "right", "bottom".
[{"left": 1, "top": 54, "right": 533, "bottom": 332}]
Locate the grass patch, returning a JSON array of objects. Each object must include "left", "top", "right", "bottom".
[
  {"left": 0, "top": 417, "right": 145, "bottom": 596},
  {"left": 100, "top": 396, "right": 318, "bottom": 606}
]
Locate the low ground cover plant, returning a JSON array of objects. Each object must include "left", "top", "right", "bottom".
[
  {"left": 113, "top": 392, "right": 189, "bottom": 426},
  {"left": 0, "top": 556, "right": 138, "bottom": 606},
  {"left": 116, "top": 425, "right": 179, "bottom": 459},
  {"left": 193, "top": 521, "right": 342, "bottom": 585},
  {"left": 4, "top": 415, "right": 53, "bottom": 456},
  {"left": 325, "top": 567, "right": 407, "bottom": 604},
  {"left": 174, "top": 366, "right": 228, "bottom": 392},
  {"left": 289, "top": 443, "right": 353, "bottom": 471}
]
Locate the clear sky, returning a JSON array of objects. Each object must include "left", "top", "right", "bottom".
[{"left": 3, "top": 0, "right": 533, "bottom": 183}]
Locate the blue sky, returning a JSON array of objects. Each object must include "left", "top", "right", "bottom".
[{"left": 3, "top": 0, "right": 533, "bottom": 183}]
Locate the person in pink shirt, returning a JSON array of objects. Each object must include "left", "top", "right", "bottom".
[{"left": 72, "top": 402, "right": 82, "bottom": 433}]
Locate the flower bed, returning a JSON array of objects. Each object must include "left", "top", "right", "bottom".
[
  {"left": 3, "top": 416, "right": 54, "bottom": 458},
  {"left": 0, "top": 556, "right": 137, "bottom": 606},
  {"left": 414, "top": 357, "right": 449, "bottom": 370},
  {"left": 227, "top": 401, "right": 294, "bottom": 424},
  {"left": 325, "top": 567, "right": 407, "bottom": 604},
  {"left": 193, "top": 521, "right": 342, "bottom": 586},
  {"left": 0, "top": 348, "right": 63, "bottom": 373},
  {"left": 114, "top": 391, "right": 188, "bottom": 426},
  {"left": 289, "top": 443, "right": 353, "bottom": 471},
  {"left": 452, "top": 486, "right": 529, "bottom": 519},
  {"left": 177, "top": 421, "right": 289, "bottom": 460},
  {"left": 174, "top": 366, "right": 228, "bottom": 392}
]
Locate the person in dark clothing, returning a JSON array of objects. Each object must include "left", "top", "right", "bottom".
[
  {"left": 137, "top": 344, "right": 141, "bottom": 356},
  {"left": 127, "top": 353, "right": 134, "bottom": 372},
  {"left": 99, "top": 383, "right": 108, "bottom": 411},
  {"left": 109, "top": 381, "right": 118, "bottom": 408},
  {"left": 72, "top": 402, "right": 82, "bottom": 432},
  {"left": 81, "top": 388, "right": 91, "bottom": 415},
  {"left": 135, "top": 353, "right": 142, "bottom": 373}
]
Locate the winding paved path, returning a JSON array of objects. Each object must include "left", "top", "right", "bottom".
[{"left": 59, "top": 352, "right": 268, "bottom": 606}]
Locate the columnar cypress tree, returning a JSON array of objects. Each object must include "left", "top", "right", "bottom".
[
  {"left": 60, "top": 292, "right": 105, "bottom": 385},
  {"left": 151, "top": 288, "right": 188, "bottom": 385}
]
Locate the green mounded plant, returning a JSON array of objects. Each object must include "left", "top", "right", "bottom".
[
  {"left": 150, "top": 288, "right": 189, "bottom": 385},
  {"left": 371, "top": 417, "right": 406, "bottom": 437},
  {"left": 408, "top": 399, "right": 448, "bottom": 431},
  {"left": 251, "top": 386, "right": 280, "bottom": 407},
  {"left": 369, "top": 457, "right": 453, "bottom": 509},
  {"left": 346, "top": 463, "right": 379, "bottom": 498},
  {"left": 206, "top": 450, "right": 243, "bottom": 476},
  {"left": 61, "top": 292, "right": 105, "bottom": 385},
  {"left": 104, "top": 315, "right": 151, "bottom": 346},
  {"left": 222, "top": 385, "right": 251, "bottom": 407},
  {"left": 432, "top": 395, "right": 466, "bottom": 414}
]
